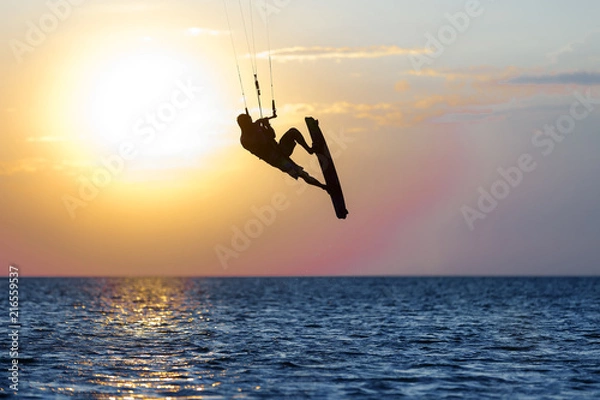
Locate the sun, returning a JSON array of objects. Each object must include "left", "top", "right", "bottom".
[
  {"left": 86, "top": 52, "right": 182, "bottom": 144},
  {"left": 79, "top": 49, "right": 225, "bottom": 176}
]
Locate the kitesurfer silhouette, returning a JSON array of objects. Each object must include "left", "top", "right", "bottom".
[{"left": 238, "top": 114, "right": 328, "bottom": 191}]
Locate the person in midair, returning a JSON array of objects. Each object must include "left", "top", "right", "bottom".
[{"left": 237, "top": 114, "right": 328, "bottom": 191}]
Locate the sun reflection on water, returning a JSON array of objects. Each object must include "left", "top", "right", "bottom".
[
  {"left": 84, "top": 278, "right": 221, "bottom": 399},
  {"left": 32, "top": 278, "right": 269, "bottom": 398}
]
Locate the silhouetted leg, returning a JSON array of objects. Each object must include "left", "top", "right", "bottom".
[
  {"left": 278, "top": 128, "right": 313, "bottom": 157},
  {"left": 299, "top": 171, "right": 328, "bottom": 192}
]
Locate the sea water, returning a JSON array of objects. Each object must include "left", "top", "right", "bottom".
[{"left": 1, "top": 277, "right": 599, "bottom": 398}]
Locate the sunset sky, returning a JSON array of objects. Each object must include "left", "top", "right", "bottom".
[{"left": 1, "top": 0, "right": 600, "bottom": 276}]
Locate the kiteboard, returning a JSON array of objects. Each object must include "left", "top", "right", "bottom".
[{"left": 305, "top": 117, "right": 348, "bottom": 219}]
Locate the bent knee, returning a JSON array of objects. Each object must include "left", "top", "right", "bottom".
[{"left": 285, "top": 128, "right": 302, "bottom": 137}]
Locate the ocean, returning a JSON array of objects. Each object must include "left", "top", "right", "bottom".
[{"left": 2, "top": 277, "right": 600, "bottom": 398}]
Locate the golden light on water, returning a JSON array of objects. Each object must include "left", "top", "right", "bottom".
[
  {"left": 89, "top": 278, "right": 213, "bottom": 398},
  {"left": 76, "top": 278, "right": 267, "bottom": 398}
]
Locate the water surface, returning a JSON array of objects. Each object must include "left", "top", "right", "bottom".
[{"left": 2, "top": 277, "right": 600, "bottom": 398}]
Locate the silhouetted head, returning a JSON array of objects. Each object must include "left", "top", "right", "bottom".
[{"left": 237, "top": 114, "right": 253, "bottom": 130}]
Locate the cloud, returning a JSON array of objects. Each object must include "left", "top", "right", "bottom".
[
  {"left": 387, "top": 65, "right": 584, "bottom": 125},
  {"left": 406, "top": 66, "right": 521, "bottom": 82},
  {"left": 280, "top": 101, "right": 406, "bottom": 126},
  {"left": 26, "top": 136, "right": 67, "bottom": 143},
  {"left": 0, "top": 158, "right": 48, "bottom": 176},
  {"left": 281, "top": 65, "right": 592, "bottom": 129},
  {"left": 256, "top": 45, "right": 427, "bottom": 62},
  {"left": 395, "top": 80, "right": 410, "bottom": 92},
  {"left": 507, "top": 71, "right": 600, "bottom": 86},
  {"left": 82, "top": 3, "right": 163, "bottom": 15},
  {"left": 405, "top": 64, "right": 577, "bottom": 102},
  {"left": 0, "top": 157, "right": 98, "bottom": 176},
  {"left": 547, "top": 30, "right": 600, "bottom": 65},
  {"left": 186, "top": 27, "right": 229, "bottom": 37}
]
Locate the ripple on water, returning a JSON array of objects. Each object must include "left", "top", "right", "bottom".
[{"left": 6, "top": 277, "right": 600, "bottom": 398}]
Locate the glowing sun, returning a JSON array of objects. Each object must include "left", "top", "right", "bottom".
[{"left": 80, "top": 50, "right": 223, "bottom": 174}]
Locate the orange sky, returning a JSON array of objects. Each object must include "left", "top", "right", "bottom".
[{"left": 2, "top": 1, "right": 600, "bottom": 276}]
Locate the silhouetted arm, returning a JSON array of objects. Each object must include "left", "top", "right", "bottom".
[{"left": 255, "top": 118, "right": 276, "bottom": 140}]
